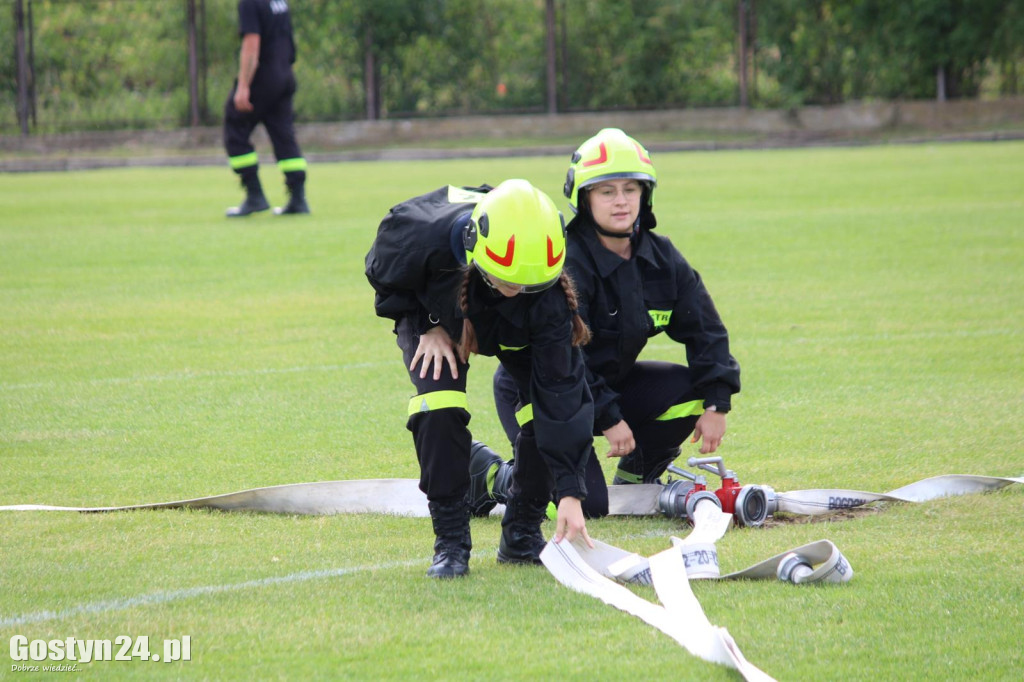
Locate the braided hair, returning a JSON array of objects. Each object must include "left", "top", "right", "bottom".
[
  {"left": 456, "top": 267, "right": 590, "bottom": 362},
  {"left": 558, "top": 270, "right": 592, "bottom": 346}
]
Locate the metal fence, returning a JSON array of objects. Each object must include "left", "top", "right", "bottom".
[
  {"left": 3, "top": 0, "right": 223, "bottom": 134},
  {"left": 5, "top": 0, "right": 1020, "bottom": 137},
  {"left": 3, "top": 0, "right": 763, "bottom": 136}
]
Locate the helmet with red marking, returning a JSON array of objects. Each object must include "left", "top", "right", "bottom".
[
  {"left": 563, "top": 128, "right": 658, "bottom": 213},
  {"left": 463, "top": 179, "right": 566, "bottom": 293}
]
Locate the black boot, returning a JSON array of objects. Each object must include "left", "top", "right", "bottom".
[
  {"left": 274, "top": 183, "right": 310, "bottom": 215},
  {"left": 226, "top": 172, "right": 269, "bottom": 218},
  {"left": 612, "top": 446, "right": 681, "bottom": 485},
  {"left": 643, "top": 447, "right": 682, "bottom": 484},
  {"left": 612, "top": 447, "right": 643, "bottom": 485},
  {"left": 226, "top": 193, "right": 270, "bottom": 217},
  {"left": 492, "top": 460, "right": 513, "bottom": 505},
  {"left": 497, "top": 492, "right": 548, "bottom": 565},
  {"left": 466, "top": 441, "right": 514, "bottom": 517},
  {"left": 426, "top": 498, "right": 472, "bottom": 579}
]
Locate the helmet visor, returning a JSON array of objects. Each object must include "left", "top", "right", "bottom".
[
  {"left": 578, "top": 171, "right": 656, "bottom": 192},
  {"left": 475, "top": 262, "right": 560, "bottom": 295}
]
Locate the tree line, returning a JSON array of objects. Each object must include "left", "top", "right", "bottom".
[{"left": 2, "top": 0, "right": 1022, "bottom": 134}]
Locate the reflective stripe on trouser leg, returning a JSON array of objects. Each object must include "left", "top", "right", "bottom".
[
  {"left": 229, "top": 152, "right": 259, "bottom": 170},
  {"left": 408, "top": 399, "right": 471, "bottom": 502},
  {"left": 654, "top": 399, "right": 704, "bottom": 421},
  {"left": 278, "top": 157, "right": 307, "bottom": 173},
  {"left": 227, "top": 154, "right": 262, "bottom": 194},
  {"left": 279, "top": 158, "right": 307, "bottom": 190},
  {"left": 407, "top": 390, "right": 468, "bottom": 415},
  {"left": 615, "top": 401, "right": 702, "bottom": 484},
  {"left": 395, "top": 318, "right": 472, "bottom": 503}
]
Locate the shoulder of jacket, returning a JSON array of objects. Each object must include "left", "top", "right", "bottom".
[{"left": 566, "top": 231, "right": 598, "bottom": 263}]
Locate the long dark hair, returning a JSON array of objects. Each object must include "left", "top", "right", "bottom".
[{"left": 456, "top": 267, "right": 591, "bottom": 362}]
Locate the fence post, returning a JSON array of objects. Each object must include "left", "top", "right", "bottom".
[
  {"left": 558, "top": 0, "right": 568, "bottom": 113},
  {"left": 14, "top": 0, "right": 31, "bottom": 135},
  {"left": 187, "top": 0, "right": 200, "bottom": 126},
  {"left": 737, "top": 0, "right": 749, "bottom": 108},
  {"left": 199, "top": 0, "right": 208, "bottom": 123},
  {"left": 364, "top": 23, "right": 379, "bottom": 120},
  {"left": 545, "top": 0, "right": 557, "bottom": 115}
]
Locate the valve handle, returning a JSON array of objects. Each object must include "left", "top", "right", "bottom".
[
  {"left": 665, "top": 464, "right": 697, "bottom": 481},
  {"left": 686, "top": 456, "right": 729, "bottom": 479}
]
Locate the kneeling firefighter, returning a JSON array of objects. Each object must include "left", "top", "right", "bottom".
[
  {"left": 479, "top": 128, "right": 741, "bottom": 519},
  {"left": 365, "top": 179, "right": 595, "bottom": 578}
]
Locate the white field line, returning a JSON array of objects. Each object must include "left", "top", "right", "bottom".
[
  {"left": 0, "top": 362, "right": 387, "bottom": 392},
  {"left": 0, "top": 558, "right": 421, "bottom": 628},
  {"left": 0, "top": 529, "right": 674, "bottom": 629}
]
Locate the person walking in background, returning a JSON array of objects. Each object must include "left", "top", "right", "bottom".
[
  {"left": 224, "top": 0, "right": 310, "bottom": 217},
  {"left": 480, "top": 129, "right": 740, "bottom": 518},
  {"left": 365, "top": 179, "right": 594, "bottom": 579}
]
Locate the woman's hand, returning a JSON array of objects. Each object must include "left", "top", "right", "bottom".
[
  {"left": 409, "top": 326, "right": 459, "bottom": 380},
  {"left": 691, "top": 410, "right": 727, "bottom": 454},
  {"left": 602, "top": 420, "right": 635, "bottom": 458},
  {"left": 553, "top": 497, "right": 593, "bottom": 548}
]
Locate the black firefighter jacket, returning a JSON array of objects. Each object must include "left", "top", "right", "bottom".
[
  {"left": 464, "top": 278, "right": 593, "bottom": 502},
  {"left": 365, "top": 185, "right": 490, "bottom": 339},
  {"left": 567, "top": 218, "right": 741, "bottom": 433}
]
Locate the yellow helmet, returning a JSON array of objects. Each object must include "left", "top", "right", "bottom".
[
  {"left": 464, "top": 179, "right": 566, "bottom": 293},
  {"left": 563, "top": 128, "right": 657, "bottom": 212}
]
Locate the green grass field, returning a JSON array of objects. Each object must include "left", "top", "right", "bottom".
[{"left": 1, "top": 141, "right": 1022, "bottom": 680}]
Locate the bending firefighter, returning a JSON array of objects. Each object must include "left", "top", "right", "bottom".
[
  {"left": 479, "top": 129, "right": 741, "bottom": 518},
  {"left": 365, "top": 180, "right": 595, "bottom": 579},
  {"left": 223, "top": 0, "right": 310, "bottom": 217}
]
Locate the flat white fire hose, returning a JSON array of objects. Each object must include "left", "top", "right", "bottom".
[
  {"left": 0, "top": 479, "right": 433, "bottom": 515},
  {"left": 773, "top": 474, "right": 1024, "bottom": 515},
  {"left": 541, "top": 537, "right": 775, "bottom": 682},
  {"left": 533, "top": 473, "right": 1021, "bottom": 677},
  {"left": 2, "top": 473, "right": 1019, "bottom": 517},
  {"left": 3, "top": 473, "right": 1018, "bottom": 679}
]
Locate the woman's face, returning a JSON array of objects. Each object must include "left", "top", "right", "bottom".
[
  {"left": 481, "top": 270, "right": 524, "bottom": 297},
  {"left": 587, "top": 178, "right": 642, "bottom": 235}
]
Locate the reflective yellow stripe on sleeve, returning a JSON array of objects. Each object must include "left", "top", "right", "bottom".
[
  {"left": 407, "top": 390, "right": 469, "bottom": 416},
  {"left": 514, "top": 403, "right": 534, "bottom": 427}
]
